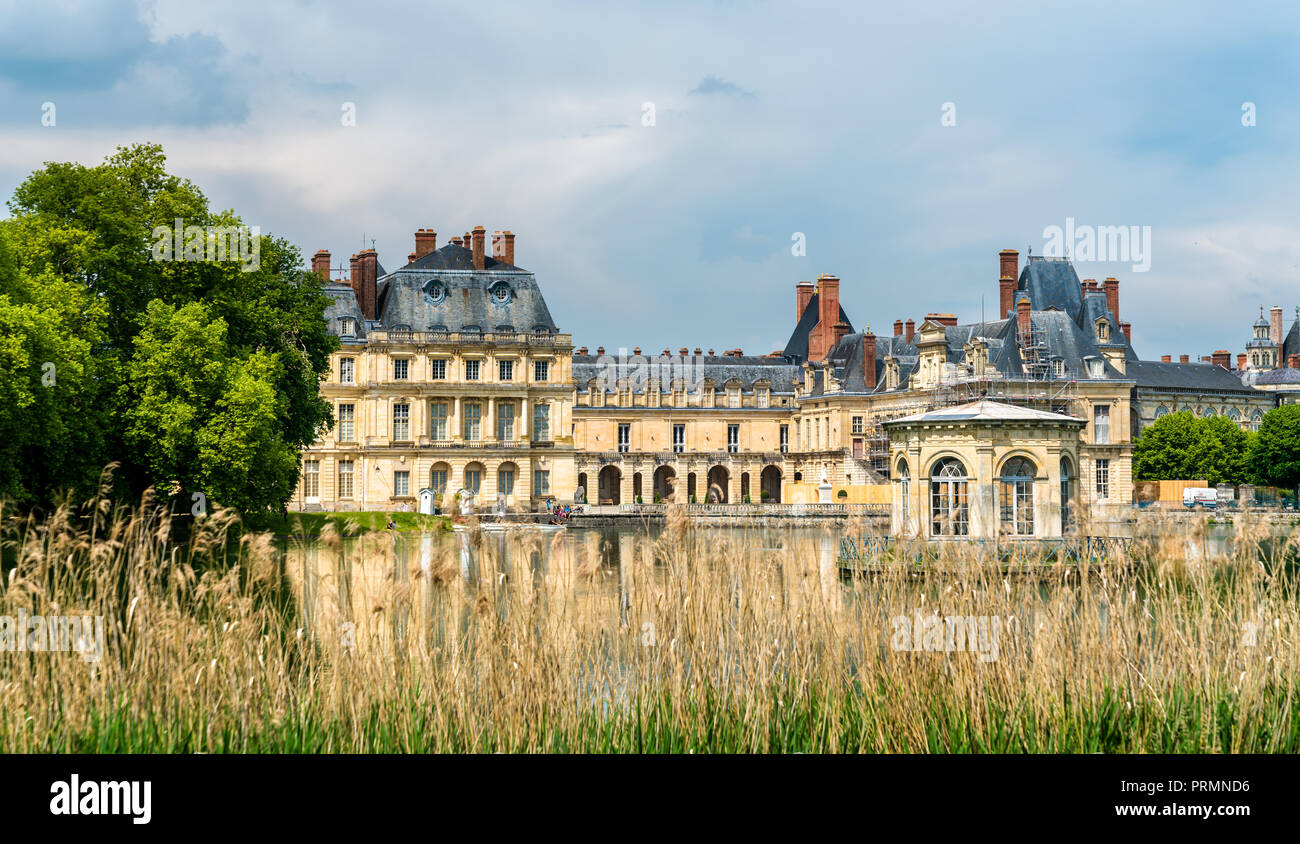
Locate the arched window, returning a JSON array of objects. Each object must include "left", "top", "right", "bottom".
[
  {"left": 1154, "top": 405, "right": 1169, "bottom": 419},
  {"left": 897, "top": 458, "right": 910, "bottom": 524},
  {"left": 999, "top": 457, "right": 1036, "bottom": 536},
  {"left": 930, "top": 458, "right": 968, "bottom": 537},
  {"left": 1059, "top": 457, "right": 1072, "bottom": 533}
]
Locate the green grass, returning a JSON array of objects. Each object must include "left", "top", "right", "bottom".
[{"left": 239, "top": 510, "right": 451, "bottom": 536}]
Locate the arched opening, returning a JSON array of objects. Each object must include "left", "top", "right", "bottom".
[
  {"left": 897, "top": 458, "right": 910, "bottom": 525},
  {"left": 429, "top": 462, "right": 451, "bottom": 496},
  {"left": 707, "top": 465, "right": 729, "bottom": 503},
  {"left": 463, "top": 461, "right": 485, "bottom": 498},
  {"left": 577, "top": 472, "right": 588, "bottom": 503},
  {"left": 999, "top": 456, "right": 1036, "bottom": 536},
  {"left": 930, "top": 457, "right": 968, "bottom": 537},
  {"left": 760, "top": 465, "right": 782, "bottom": 503},
  {"left": 598, "top": 465, "right": 622, "bottom": 505},
  {"left": 740, "top": 471, "right": 751, "bottom": 502},
  {"left": 687, "top": 472, "right": 697, "bottom": 502},
  {"left": 632, "top": 472, "right": 643, "bottom": 503},
  {"left": 496, "top": 461, "right": 517, "bottom": 501},
  {"left": 653, "top": 466, "right": 677, "bottom": 502},
  {"left": 1059, "top": 456, "right": 1073, "bottom": 533}
]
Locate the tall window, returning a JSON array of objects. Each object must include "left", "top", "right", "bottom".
[
  {"left": 930, "top": 458, "right": 969, "bottom": 537},
  {"left": 852, "top": 416, "right": 864, "bottom": 434},
  {"left": 340, "top": 357, "right": 355, "bottom": 384},
  {"left": 1093, "top": 404, "right": 1111, "bottom": 444},
  {"left": 779, "top": 425, "right": 788, "bottom": 453},
  {"left": 727, "top": 388, "right": 740, "bottom": 408},
  {"left": 1060, "top": 457, "right": 1072, "bottom": 532},
  {"left": 393, "top": 358, "right": 409, "bottom": 380},
  {"left": 337, "top": 404, "right": 354, "bottom": 442},
  {"left": 533, "top": 469, "right": 550, "bottom": 495},
  {"left": 464, "top": 468, "right": 481, "bottom": 494},
  {"left": 999, "top": 457, "right": 1035, "bottom": 536},
  {"left": 429, "top": 467, "right": 447, "bottom": 494},
  {"left": 898, "top": 459, "right": 910, "bottom": 524},
  {"left": 618, "top": 423, "right": 631, "bottom": 453},
  {"left": 430, "top": 359, "right": 447, "bottom": 380},
  {"left": 673, "top": 423, "right": 685, "bottom": 453},
  {"left": 392, "top": 403, "right": 410, "bottom": 441},
  {"left": 727, "top": 424, "right": 739, "bottom": 453},
  {"left": 757, "top": 389, "right": 769, "bottom": 408},
  {"left": 498, "top": 359, "right": 514, "bottom": 381},
  {"left": 532, "top": 404, "right": 550, "bottom": 441},
  {"left": 463, "top": 403, "right": 481, "bottom": 441},
  {"left": 394, "top": 470, "right": 410, "bottom": 497},
  {"left": 497, "top": 403, "right": 514, "bottom": 441},
  {"left": 534, "top": 360, "right": 549, "bottom": 382},
  {"left": 429, "top": 402, "right": 448, "bottom": 440},
  {"left": 337, "top": 460, "right": 354, "bottom": 498},
  {"left": 465, "top": 360, "right": 480, "bottom": 381},
  {"left": 303, "top": 460, "right": 319, "bottom": 498},
  {"left": 498, "top": 466, "right": 515, "bottom": 496},
  {"left": 1095, "top": 458, "right": 1110, "bottom": 499}
]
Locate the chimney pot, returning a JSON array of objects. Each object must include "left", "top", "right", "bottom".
[
  {"left": 695, "top": 347, "right": 703, "bottom": 356},
  {"left": 633, "top": 346, "right": 642, "bottom": 356},
  {"left": 1237, "top": 353, "right": 1247, "bottom": 370},
  {"left": 472, "top": 226, "right": 486, "bottom": 270},
  {"left": 312, "top": 249, "right": 331, "bottom": 283},
  {"left": 596, "top": 346, "right": 605, "bottom": 355},
  {"left": 904, "top": 319, "right": 915, "bottom": 345},
  {"left": 1212, "top": 350, "right": 1231, "bottom": 370},
  {"left": 1161, "top": 355, "right": 1171, "bottom": 362},
  {"left": 1179, "top": 354, "right": 1190, "bottom": 364},
  {"left": 893, "top": 319, "right": 903, "bottom": 337},
  {"left": 414, "top": 228, "right": 437, "bottom": 259}
]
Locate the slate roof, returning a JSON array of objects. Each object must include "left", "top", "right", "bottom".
[
  {"left": 781, "top": 293, "right": 853, "bottom": 361},
  {"left": 882, "top": 399, "right": 1084, "bottom": 426},
  {"left": 398, "top": 243, "right": 520, "bottom": 272},
  {"left": 323, "top": 282, "right": 368, "bottom": 341},
  {"left": 1017, "top": 257, "right": 1084, "bottom": 322},
  {"left": 1127, "top": 360, "right": 1258, "bottom": 393},
  {"left": 1251, "top": 367, "right": 1300, "bottom": 386},
  {"left": 573, "top": 354, "right": 801, "bottom": 394}
]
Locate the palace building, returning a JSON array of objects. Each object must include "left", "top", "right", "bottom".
[{"left": 291, "top": 226, "right": 1278, "bottom": 534}]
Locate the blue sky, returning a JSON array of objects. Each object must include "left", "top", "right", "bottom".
[{"left": 2, "top": 0, "right": 1299, "bottom": 360}]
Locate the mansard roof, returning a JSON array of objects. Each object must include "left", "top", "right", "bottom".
[
  {"left": 573, "top": 354, "right": 801, "bottom": 394},
  {"left": 782, "top": 293, "right": 853, "bottom": 361}
]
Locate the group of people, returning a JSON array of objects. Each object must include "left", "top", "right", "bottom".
[{"left": 545, "top": 498, "right": 574, "bottom": 524}]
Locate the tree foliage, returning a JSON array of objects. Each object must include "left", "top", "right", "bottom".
[
  {"left": 1248, "top": 405, "right": 1300, "bottom": 491},
  {"left": 1, "top": 144, "right": 335, "bottom": 512},
  {"left": 1132, "top": 411, "right": 1252, "bottom": 486}
]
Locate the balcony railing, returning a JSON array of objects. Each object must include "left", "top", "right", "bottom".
[
  {"left": 367, "top": 330, "right": 572, "bottom": 347},
  {"left": 581, "top": 503, "right": 888, "bottom": 517}
]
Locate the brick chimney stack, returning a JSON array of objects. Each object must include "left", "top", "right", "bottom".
[
  {"left": 348, "top": 253, "right": 359, "bottom": 295},
  {"left": 927, "top": 313, "right": 958, "bottom": 327},
  {"left": 1271, "top": 305, "right": 1284, "bottom": 347},
  {"left": 1103, "top": 277, "right": 1120, "bottom": 322},
  {"left": 414, "top": 228, "right": 437, "bottom": 259},
  {"left": 1161, "top": 355, "right": 1172, "bottom": 363},
  {"left": 999, "top": 249, "right": 1019, "bottom": 318},
  {"left": 356, "top": 249, "right": 379, "bottom": 320},
  {"left": 450, "top": 236, "right": 462, "bottom": 247},
  {"left": 504, "top": 231, "right": 515, "bottom": 265},
  {"left": 809, "top": 274, "right": 840, "bottom": 361},
  {"left": 1179, "top": 354, "right": 1190, "bottom": 364},
  {"left": 832, "top": 320, "right": 850, "bottom": 348},
  {"left": 893, "top": 319, "right": 903, "bottom": 337},
  {"left": 904, "top": 319, "right": 915, "bottom": 345},
  {"left": 1119, "top": 321, "right": 1131, "bottom": 343},
  {"left": 492, "top": 230, "right": 505, "bottom": 261},
  {"left": 311, "top": 249, "right": 330, "bottom": 283},
  {"left": 795, "top": 281, "right": 814, "bottom": 324},
  {"left": 1212, "top": 350, "right": 1231, "bottom": 370},
  {"left": 1016, "top": 295, "right": 1032, "bottom": 343},
  {"left": 1290, "top": 354, "right": 1300, "bottom": 369},
  {"left": 472, "top": 226, "right": 486, "bottom": 270},
  {"left": 863, "top": 331, "right": 877, "bottom": 390}
]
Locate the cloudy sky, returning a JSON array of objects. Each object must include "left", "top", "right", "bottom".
[{"left": 2, "top": 0, "right": 1298, "bottom": 360}]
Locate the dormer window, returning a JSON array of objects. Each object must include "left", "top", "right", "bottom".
[
  {"left": 1095, "top": 318, "right": 1110, "bottom": 343},
  {"left": 1086, "top": 357, "right": 1104, "bottom": 379},
  {"left": 489, "top": 282, "right": 512, "bottom": 304},
  {"left": 339, "top": 318, "right": 356, "bottom": 338}
]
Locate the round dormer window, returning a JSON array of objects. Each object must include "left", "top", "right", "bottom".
[
  {"left": 490, "top": 282, "right": 512, "bottom": 304},
  {"left": 424, "top": 280, "right": 446, "bottom": 304}
]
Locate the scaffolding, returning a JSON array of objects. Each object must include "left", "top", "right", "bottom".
[{"left": 865, "top": 374, "right": 1081, "bottom": 479}]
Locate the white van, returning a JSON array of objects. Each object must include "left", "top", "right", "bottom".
[{"left": 1183, "top": 487, "right": 1218, "bottom": 509}]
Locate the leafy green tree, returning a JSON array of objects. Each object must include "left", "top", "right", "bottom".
[
  {"left": 1, "top": 143, "right": 336, "bottom": 513},
  {"left": 1248, "top": 405, "right": 1300, "bottom": 490},
  {"left": 1133, "top": 411, "right": 1253, "bottom": 486}
]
